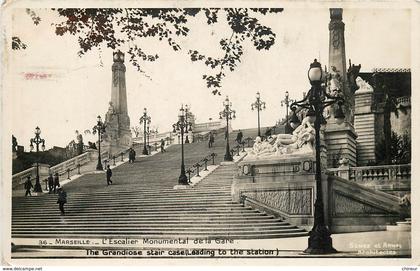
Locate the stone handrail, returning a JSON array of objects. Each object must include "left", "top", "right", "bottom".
[
  {"left": 12, "top": 150, "right": 98, "bottom": 190},
  {"left": 12, "top": 166, "right": 37, "bottom": 190},
  {"left": 328, "top": 164, "right": 411, "bottom": 182},
  {"left": 50, "top": 151, "right": 94, "bottom": 175}
]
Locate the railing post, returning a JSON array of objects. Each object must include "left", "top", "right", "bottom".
[
  {"left": 337, "top": 164, "right": 350, "bottom": 180},
  {"left": 236, "top": 145, "right": 240, "bottom": 156},
  {"left": 186, "top": 169, "right": 192, "bottom": 183},
  {"left": 203, "top": 158, "right": 208, "bottom": 171},
  {"left": 113, "top": 156, "right": 116, "bottom": 166},
  {"left": 242, "top": 141, "right": 245, "bottom": 152},
  {"left": 211, "top": 153, "right": 216, "bottom": 165},
  {"left": 194, "top": 163, "right": 201, "bottom": 177},
  {"left": 121, "top": 152, "right": 124, "bottom": 162},
  {"left": 67, "top": 168, "right": 71, "bottom": 180},
  {"left": 77, "top": 163, "right": 81, "bottom": 175}
]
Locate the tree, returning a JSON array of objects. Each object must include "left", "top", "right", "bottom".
[
  {"left": 376, "top": 131, "right": 411, "bottom": 165},
  {"left": 13, "top": 8, "right": 283, "bottom": 95},
  {"left": 372, "top": 72, "right": 408, "bottom": 164}
]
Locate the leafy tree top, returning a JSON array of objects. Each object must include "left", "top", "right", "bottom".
[{"left": 13, "top": 8, "right": 283, "bottom": 95}]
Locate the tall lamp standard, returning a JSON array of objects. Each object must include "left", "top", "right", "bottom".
[
  {"left": 251, "top": 92, "right": 266, "bottom": 137},
  {"left": 173, "top": 105, "right": 192, "bottom": 185},
  {"left": 219, "top": 96, "right": 236, "bottom": 161},
  {"left": 30, "top": 126, "right": 45, "bottom": 192},
  {"left": 147, "top": 127, "right": 158, "bottom": 153},
  {"left": 290, "top": 59, "right": 345, "bottom": 254},
  {"left": 140, "top": 108, "right": 151, "bottom": 155},
  {"left": 280, "top": 91, "right": 294, "bottom": 134},
  {"left": 92, "top": 116, "right": 106, "bottom": 171},
  {"left": 184, "top": 104, "right": 192, "bottom": 143},
  {"left": 146, "top": 125, "right": 150, "bottom": 154}
]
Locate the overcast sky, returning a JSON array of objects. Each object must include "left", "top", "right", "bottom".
[{"left": 9, "top": 7, "right": 411, "bottom": 148}]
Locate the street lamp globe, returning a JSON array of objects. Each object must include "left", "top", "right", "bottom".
[
  {"left": 35, "top": 126, "right": 41, "bottom": 135},
  {"left": 256, "top": 92, "right": 260, "bottom": 99},
  {"left": 97, "top": 115, "right": 102, "bottom": 123},
  {"left": 308, "top": 59, "right": 323, "bottom": 84},
  {"left": 223, "top": 96, "right": 231, "bottom": 107}
]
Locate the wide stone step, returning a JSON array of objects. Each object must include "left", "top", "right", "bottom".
[
  {"left": 13, "top": 200, "right": 239, "bottom": 209},
  {"left": 13, "top": 223, "right": 298, "bottom": 231},
  {"left": 12, "top": 209, "right": 264, "bottom": 219},
  {"left": 13, "top": 189, "right": 232, "bottom": 198},
  {"left": 12, "top": 220, "right": 288, "bottom": 227},
  {"left": 12, "top": 231, "right": 308, "bottom": 239},
  {"left": 12, "top": 205, "right": 253, "bottom": 214},
  {"left": 13, "top": 195, "right": 233, "bottom": 204},
  {"left": 12, "top": 227, "right": 306, "bottom": 235}
]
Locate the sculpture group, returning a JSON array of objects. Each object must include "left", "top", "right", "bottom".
[{"left": 248, "top": 116, "right": 316, "bottom": 158}]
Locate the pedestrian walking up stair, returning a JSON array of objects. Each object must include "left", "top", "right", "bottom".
[{"left": 12, "top": 131, "right": 307, "bottom": 246}]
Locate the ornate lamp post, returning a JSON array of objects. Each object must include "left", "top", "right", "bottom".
[
  {"left": 219, "top": 96, "right": 236, "bottom": 161},
  {"left": 140, "top": 108, "right": 151, "bottom": 155},
  {"left": 173, "top": 105, "right": 192, "bottom": 185},
  {"left": 251, "top": 92, "right": 266, "bottom": 137},
  {"left": 92, "top": 115, "right": 106, "bottom": 171},
  {"left": 146, "top": 127, "right": 158, "bottom": 153},
  {"left": 290, "top": 59, "right": 345, "bottom": 254},
  {"left": 280, "top": 91, "right": 294, "bottom": 134},
  {"left": 30, "top": 126, "right": 45, "bottom": 192}
]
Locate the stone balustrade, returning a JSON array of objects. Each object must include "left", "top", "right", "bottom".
[
  {"left": 12, "top": 150, "right": 98, "bottom": 190},
  {"left": 12, "top": 166, "right": 37, "bottom": 190},
  {"left": 328, "top": 164, "right": 411, "bottom": 182},
  {"left": 328, "top": 164, "right": 411, "bottom": 197}
]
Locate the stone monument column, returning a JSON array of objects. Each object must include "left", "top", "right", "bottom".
[
  {"left": 324, "top": 8, "right": 357, "bottom": 167},
  {"left": 102, "top": 51, "right": 132, "bottom": 156}
]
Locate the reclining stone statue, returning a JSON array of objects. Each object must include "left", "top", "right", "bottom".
[{"left": 248, "top": 116, "right": 315, "bottom": 158}]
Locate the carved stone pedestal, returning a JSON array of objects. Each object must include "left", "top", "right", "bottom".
[{"left": 324, "top": 122, "right": 357, "bottom": 167}]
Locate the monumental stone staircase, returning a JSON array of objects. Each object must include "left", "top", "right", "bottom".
[{"left": 12, "top": 130, "right": 307, "bottom": 243}]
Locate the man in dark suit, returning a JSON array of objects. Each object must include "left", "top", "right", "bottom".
[
  {"left": 53, "top": 173, "right": 60, "bottom": 193},
  {"left": 47, "top": 173, "right": 54, "bottom": 194},
  {"left": 106, "top": 165, "right": 113, "bottom": 185},
  {"left": 24, "top": 176, "right": 33, "bottom": 196},
  {"left": 57, "top": 187, "right": 67, "bottom": 215}
]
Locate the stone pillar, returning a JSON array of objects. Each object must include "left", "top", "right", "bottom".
[
  {"left": 324, "top": 8, "right": 358, "bottom": 167},
  {"left": 329, "top": 9, "right": 347, "bottom": 85},
  {"left": 102, "top": 51, "right": 132, "bottom": 156},
  {"left": 354, "top": 80, "right": 376, "bottom": 166},
  {"left": 324, "top": 123, "right": 357, "bottom": 167}
]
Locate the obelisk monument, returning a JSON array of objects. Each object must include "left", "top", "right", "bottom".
[
  {"left": 324, "top": 8, "right": 357, "bottom": 167},
  {"left": 102, "top": 50, "right": 132, "bottom": 156}
]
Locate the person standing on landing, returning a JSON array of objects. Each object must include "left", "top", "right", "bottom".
[
  {"left": 56, "top": 187, "right": 67, "bottom": 215},
  {"left": 106, "top": 165, "right": 113, "bottom": 185},
  {"left": 47, "top": 173, "right": 54, "bottom": 194},
  {"left": 24, "top": 176, "right": 33, "bottom": 197},
  {"left": 53, "top": 172, "right": 60, "bottom": 193}
]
